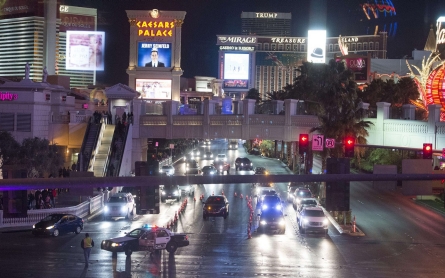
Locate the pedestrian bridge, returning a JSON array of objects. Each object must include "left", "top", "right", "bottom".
[{"left": 132, "top": 98, "right": 445, "bottom": 151}]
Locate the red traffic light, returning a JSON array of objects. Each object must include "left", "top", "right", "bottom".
[
  {"left": 299, "top": 134, "right": 309, "bottom": 155},
  {"left": 300, "top": 134, "right": 308, "bottom": 142},
  {"left": 344, "top": 136, "right": 355, "bottom": 157},
  {"left": 423, "top": 143, "right": 433, "bottom": 159}
]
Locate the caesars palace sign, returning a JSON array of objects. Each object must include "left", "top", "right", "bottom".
[{"left": 136, "top": 20, "right": 175, "bottom": 37}]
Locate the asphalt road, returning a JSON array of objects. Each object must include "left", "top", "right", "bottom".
[{"left": 0, "top": 139, "right": 444, "bottom": 278}]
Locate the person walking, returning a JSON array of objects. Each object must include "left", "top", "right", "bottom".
[{"left": 81, "top": 233, "right": 94, "bottom": 268}]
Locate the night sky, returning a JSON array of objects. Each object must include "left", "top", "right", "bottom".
[{"left": 62, "top": 0, "right": 445, "bottom": 86}]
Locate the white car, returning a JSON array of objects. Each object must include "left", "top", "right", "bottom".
[
  {"left": 103, "top": 193, "right": 136, "bottom": 220},
  {"left": 160, "top": 165, "right": 175, "bottom": 176},
  {"left": 298, "top": 206, "right": 328, "bottom": 235},
  {"left": 215, "top": 153, "right": 227, "bottom": 162}
]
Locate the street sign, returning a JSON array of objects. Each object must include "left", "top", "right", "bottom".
[
  {"left": 326, "top": 138, "right": 335, "bottom": 148},
  {"left": 312, "top": 135, "right": 324, "bottom": 151},
  {"left": 169, "top": 144, "right": 174, "bottom": 149}
]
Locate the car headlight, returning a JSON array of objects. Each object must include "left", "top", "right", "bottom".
[
  {"left": 260, "top": 220, "right": 267, "bottom": 225},
  {"left": 262, "top": 204, "right": 268, "bottom": 210},
  {"left": 210, "top": 154, "right": 213, "bottom": 158},
  {"left": 173, "top": 190, "right": 179, "bottom": 196},
  {"left": 197, "top": 151, "right": 200, "bottom": 155},
  {"left": 323, "top": 218, "right": 329, "bottom": 225},
  {"left": 186, "top": 166, "right": 189, "bottom": 170},
  {"left": 219, "top": 166, "right": 223, "bottom": 170},
  {"left": 121, "top": 206, "right": 127, "bottom": 212},
  {"left": 160, "top": 169, "right": 163, "bottom": 173},
  {"left": 241, "top": 163, "right": 244, "bottom": 166},
  {"left": 210, "top": 171, "right": 215, "bottom": 175},
  {"left": 297, "top": 199, "right": 301, "bottom": 204},
  {"left": 162, "top": 191, "right": 166, "bottom": 195},
  {"left": 302, "top": 218, "right": 308, "bottom": 224},
  {"left": 276, "top": 204, "right": 282, "bottom": 210},
  {"left": 32, "top": 225, "right": 35, "bottom": 229},
  {"left": 46, "top": 225, "right": 54, "bottom": 230},
  {"left": 278, "top": 219, "right": 285, "bottom": 226},
  {"left": 224, "top": 158, "right": 227, "bottom": 161},
  {"left": 104, "top": 206, "right": 109, "bottom": 212},
  {"left": 111, "top": 242, "right": 123, "bottom": 247}
]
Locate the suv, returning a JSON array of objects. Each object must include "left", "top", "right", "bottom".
[
  {"left": 161, "top": 185, "right": 181, "bottom": 202},
  {"left": 292, "top": 188, "right": 313, "bottom": 209},
  {"left": 104, "top": 193, "right": 136, "bottom": 220},
  {"left": 287, "top": 182, "right": 305, "bottom": 203},
  {"left": 297, "top": 206, "right": 328, "bottom": 235},
  {"left": 235, "top": 157, "right": 253, "bottom": 171},
  {"left": 258, "top": 210, "right": 286, "bottom": 234},
  {"left": 202, "top": 195, "right": 229, "bottom": 220}
]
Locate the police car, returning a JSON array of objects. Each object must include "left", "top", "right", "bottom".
[{"left": 101, "top": 225, "right": 189, "bottom": 256}]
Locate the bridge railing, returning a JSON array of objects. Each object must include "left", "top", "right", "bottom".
[{"left": 0, "top": 193, "right": 105, "bottom": 228}]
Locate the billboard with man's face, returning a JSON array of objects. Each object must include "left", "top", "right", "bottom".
[
  {"left": 136, "top": 79, "right": 172, "bottom": 100},
  {"left": 66, "top": 31, "right": 105, "bottom": 71},
  {"left": 138, "top": 42, "right": 172, "bottom": 67}
]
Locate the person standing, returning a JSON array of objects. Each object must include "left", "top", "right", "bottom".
[{"left": 81, "top": 233, "right": 94, "bottom": 268}]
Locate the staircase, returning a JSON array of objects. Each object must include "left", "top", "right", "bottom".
[{"left": 92, "top": 124, "right": 115, "bottom": 177}]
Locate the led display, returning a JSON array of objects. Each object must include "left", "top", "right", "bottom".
[
  {"left": 66, "top": 31, "right": 105, "bottom": 71},
  {"left": 137, "top": 42, "right": 172, "bottom": 67},
  {"left": 136, "top": 79, "right": 172, "bottom": 100},
  {"left": 224, "top": 53, "right": 249, "bottom": 80},
  {"left": 307, "top": 30, "right": 326, "bottom": 64}
]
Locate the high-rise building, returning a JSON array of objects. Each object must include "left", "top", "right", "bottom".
[
  {"left": 0, "top": 0, "right": 97, "bottom": 88},
  {"left": 241, "top": 12, "right": 291, "bottom": 36}
]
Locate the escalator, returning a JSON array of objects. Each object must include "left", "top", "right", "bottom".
[
  {"left": 105, "top": 123, "right": 130, "bottom": 177},
  {"left": 78, "top": 120, "right": 102, "bottom": 172}
]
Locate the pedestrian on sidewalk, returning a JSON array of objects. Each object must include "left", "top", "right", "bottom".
[{"left": 81, "top": 233, "right": 94, "bottom": 268}]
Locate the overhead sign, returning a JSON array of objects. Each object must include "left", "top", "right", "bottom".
[
  {"left": 312, "top": 135, "right": 324, "bottom": 151},
  {"left": 217, "top": 36, "right": 257, "bottom": 45},
  {"left": 325, "top": 138, "right": 336, "bottom": 148},
  {"left": 219, "top": 46, "right": 255, "bottom": 51},
  {"left": 136, "top": 20, "right": 175, "bottom": 37}
]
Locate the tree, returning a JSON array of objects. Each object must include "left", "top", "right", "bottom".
[
  {"left": 285, "top": 60, "right": 373, "bottom": 171},
  {"left": 0, "top": 131, "right": 20, "bottom": 169},
  {"left": 19, "top": 137, "right": 64, "bottom": 178},
  {"left": 245, "top": 88, "right": 261, "bottom": 103}
]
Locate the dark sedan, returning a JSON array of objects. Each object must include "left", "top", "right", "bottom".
[
  {"left": 202, "top": 195, "right": 229, "bottom": 220},
  {"left": 32, "top": 214, "right": 83, "bottom": 237},
  {"left": 258, "top": 210, "right": 286, "bottom": 234},
  {"left": 201, "top": 165, "right": 217, "bottom": 175}
]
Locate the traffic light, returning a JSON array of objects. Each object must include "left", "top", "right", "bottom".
[
  {"left": 344, "top": 137, "right": 355, "bottom": 157},
  {"left": 423, "top": 143, "right": 432, "bottom": 159},
  {"left": 299, "top": 134, "right": 309, "bottom": 155}
]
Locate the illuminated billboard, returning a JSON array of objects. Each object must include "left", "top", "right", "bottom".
[
  {"left": 0, "top": 0, "right": 42, "bottom": 18},
  {"left": 307, "top": 30, "right": 326, "bottom": 63},
  {"left": 138, "top": 42, "right": 172, "bottom": 67},
  {"left": 66, "top": 31, "right": 105, "bottom": 71},
  {"left": 336, "top": 56, "right": 368, "bottom": 81},
  {"left": 224, "top": 53, "right": 249, "bottom": 80},
  {"left": 136, "top": 79, "right": 172, "bottom": 100},
  {"left": 60, "top": 13, "right": 96, "bottom": 32},
  {"left": 437, "top": 17, "right": 445, "bottom": 58}
]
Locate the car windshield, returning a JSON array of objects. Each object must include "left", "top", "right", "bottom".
[
  {"left": 301, "top": 199, "right": 317, "bottom": 205},
  {"left": 262, "top": 190, "right": 276, "bottom": 196},
  {"left": 203, "top": 166, "right": 214, "bottom": 171},
  {"left": 126, "top": 229, "right": 143, "bottom": 238},
  {"left": 263, "top": 196, "right": 280, "bottom": 203},
  {"left": 217, "top": 155, "right": 225, "bottom": 158},
  {"left": 109, "top": 196, "right": 126, "bottom": 203},
  {"left": 304, "top": 210, "right": 325, "bottom": 217},
  {"left": 42, "top": 215, "right": 62, "bottom": 222},
  {"left": 206, "top": 197, "right": 225, "bottom": 204},
  {"left": 297, "top": 191, "right": 312, "bottom": 198},
  {"left": 261, "top": 210, "right": 283, "bottom": 219}
]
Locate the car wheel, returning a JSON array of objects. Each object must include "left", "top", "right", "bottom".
[
  {"left": 281, "top": 229, "right": 286, "bottom": 234},
  {"left": 75, "top": 226, "right": 82, "bottom": 234},
  {"left": 125, "top": 248, "right": 133, "bottom": 256},
  {"left": 166, "top": 242, "right": 177, "bottom": 253},
  {"left": 53, "top": 229, "right": 60, "bottom": 237}
]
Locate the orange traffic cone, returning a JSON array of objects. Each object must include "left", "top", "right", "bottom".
[
  {"left": 234, "top": 192, "right": 237, "bottom": 197},
  {"left": 221, "top": 190, "right": 224, "bottom": 195},
  {"left": 240, "top": 194, "right": 243, "bottom": 199}
]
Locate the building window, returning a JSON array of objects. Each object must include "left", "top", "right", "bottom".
[
  {"left": 0, "top": 113, "right": 14, "bottom": 131},
  {"left": 271, "top": 44, "right": 276, "bottom": 50},
  {"left": 300, "top": 44, "right": 305, "bottom": 52},
  {"left": 369, "top": 42, "right": 373, "bottom": 50},
  {"left": 363, "top": 42, "right": 368, "bottom": 50},
  {"left": 351, "top": 43, "right": 356, "bottom": 51},
  {"left": 357, "top": 43, "right": 362, "bottom": 51},
  {"left": 285, "top": 44, "right": 291, "bottom": 51},
  {"left": 346, "top": 43, "right": 350, "bottom": 50},
  {"left": 293, "top": 44, "right": 299, "bottom": 51},
  {"left": 375, "top": 42, "right": 379, "bottom": 50},
  {"left": 257, "top": 44, "right": 262, "bottom": 51},
  {"left": 16, "top": 113, "right": 31, "bottom": 132},
  {"left": 328, "top": 44, "right": 333, "bottom": 52},
  {"left": 278, "top": 44, "right": 284, "bottom": 51},
  {"left": 264, "top": 43, "right": 269, "bottom": 51},
  {"left": 334, "top": 44, "right": 339, "bottom": 51}
]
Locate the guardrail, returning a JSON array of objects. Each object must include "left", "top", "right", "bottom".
[{"left": 0, "top": 193, "right": 105, "bottom": 228}]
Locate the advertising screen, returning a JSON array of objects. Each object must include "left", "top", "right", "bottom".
[
  {"left": 138, "top": 42, "right": 172, "bottom": 67},
  {"left": 66, "top": 31, "right": 105, "bottom": 71},
  {"left": 0, "top": 0, "right": 42, "bottom": 18},
  {"left": 224, "top": 80, "right": 248, "bottom": 88},
  {"left": 307, "top": 30, "right": 326, "bottom": 63},
  {"left": 60, "top": 13, "right": 96, "bottom": 32},
  {"left": 336, "top": 57, "right": 368, "bottom": 81},
  {"left": 136, "top": 79, "right": 172, "bottom": 100},
  {"left": 224, "top": 53, "right": 249, "bottom": 80}
]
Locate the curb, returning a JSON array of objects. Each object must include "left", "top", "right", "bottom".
[
  {"left": 321, "top": 206, "right": 365, "bottom": 236},
  {"left": 413, "top": 199, "right": 445, "bottom": 217}
]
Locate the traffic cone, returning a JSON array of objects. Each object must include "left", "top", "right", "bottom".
[
  {"left": 240, "top": 194, "right": 243, "bottom": 199},
  {"left": 221, "top": 190, "right": 224, "bottom": 195},
  {"left": 234, "top": 192, "right": 237, "bottom": 197}
]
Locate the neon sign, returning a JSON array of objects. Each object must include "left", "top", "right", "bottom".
[
  {"left": 137, "top": 21, "right": 175, "bottom": 37},
  {"left": 0, "top": 92, "right": 18, "bottom": 101}
]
